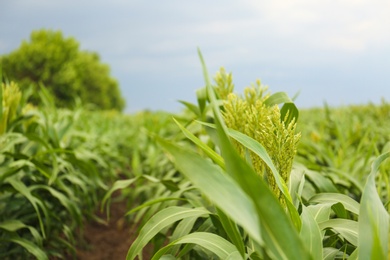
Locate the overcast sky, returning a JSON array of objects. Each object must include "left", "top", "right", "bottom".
[{"left": 1, "top": 0, "right": 389, "bottom": 113}]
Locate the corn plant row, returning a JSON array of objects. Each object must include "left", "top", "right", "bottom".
[
  {"left": 0, "top": 81, "right": 135, "bottom": 259},
  {"left": 109, "top": 52, "right": 389, "bottom": 259}
]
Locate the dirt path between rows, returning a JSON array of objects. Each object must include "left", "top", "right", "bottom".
[{"left": 75, "top": 199, "right": 152, "bottom": 260}]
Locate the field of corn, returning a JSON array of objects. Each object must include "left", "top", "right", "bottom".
[{"left": 1, "top": 54, "right": 389, "bottom": 259}]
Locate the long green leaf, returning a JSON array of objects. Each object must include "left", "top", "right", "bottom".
[
  {"left": 302, "top": 168, "right": 339, "bottom": 193},
  {"left": 307, "top": 204, "right": 331, "bottom": 223},
  {"left": 125, "top": 197, "right": 187, "bottom": 216},
  {"left": 101, "top": 178, "right": 138, "bottom": 211},
  {"left": 156, "top": 137, "right": 262, "bottom": 244},
  {"left": 300, "top": 206, "right": 323, "bottom": 260},
  {"left": 178, "top": 100, "right": 200, "bottom": 117},
  {"left": 309, "top": 193, "right": 360, "bottom": 215},
  {"left": 9, "top": 237, "right": 48, "bottom": 260},
  {"left": 6, "top": 178, "right": 47, "bottom": 238},
  {"left": 358, "top": 152, "right": 390, "bottom": 259},
  {"left": 216, "top": 208, "right": 246, "bottom": 258},
  {"left": 0, "top": 220, "right": 27, "bottom": 232},
  {"left": 126, "top": 206, "right": 209, "bottom": 260},
  {"left": 0, "top": 220, "right": 42, "bottom": 245},
  {"left": 30, "top": 185, "right": 82, "bottom": 225},
  {"left": 318, "top": 219, "right": 358, "bottom": 246},
  {"left": 173, "top": 118, "right": 225, "bottom": 169},
  {"left": 169, "top": 217, "right": 198, "bottom": 255},
  {"left": 323, "top": 247, "right": 343, "bottom": 260},
  {"left": 264, "top": 92, "right": 293, "bottom": 106},
  {"left": 151, "top": 232, "right": 242, "bottom": 260}
]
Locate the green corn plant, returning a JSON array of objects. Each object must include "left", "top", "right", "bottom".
[
  {"left": 297, "top": 102, "right": 390, "bottom": 207},
  {"left": 214, "top": 69, "right": 300, "bottom": 207},
  {"left": 125, "top": 51, "right": 389, "bottom": 259},
  {"left": 0, "top": 83, "right": 136, "bottom": 258},
  {"left": 0, "top": 82, "right": 21, "bottom": 134},
  {"left": 126, "top": 51, "right": 311, "bottom": 259}
]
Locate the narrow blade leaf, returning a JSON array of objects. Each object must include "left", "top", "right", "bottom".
[
  {"left": 126, "top": 206, "right": 209, "bottom": 260},
  {"left": 358, "top": 152, "right": 390, "bottom": 259}
]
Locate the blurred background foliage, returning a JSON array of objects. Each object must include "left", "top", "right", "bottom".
[{"left": 0, "top": 29, "right": 125, "bottom": 111}]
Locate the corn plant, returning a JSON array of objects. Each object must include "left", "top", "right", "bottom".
[
  {"left": 297, "top": 102, "right": 390, "bottom": 209},
  {"left": 124, "top": 51, "right": 389, "bottom": 259}
]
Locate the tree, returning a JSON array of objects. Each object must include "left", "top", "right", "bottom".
[{"left": 1, "top": 29, "right": 125, "bottom": 111}]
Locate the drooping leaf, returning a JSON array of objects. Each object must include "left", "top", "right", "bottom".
[
  {"left": 6, "top": 178, "right": 47, "bottom": 238},
  {"left": 309, "top": 193, "right": 359, "bottom": 215},
  {"left": 9, "top": 236, "right": 48, "bottom": 260},
  {"left": 151, "top": 232, "right": 242, "bottom": 260},
  {"left": 307, "top": 204, "right": 332, "bottom": 223},
  {"left": 156, "top": 137, "right": 261, "bottom": 244},
  {"left": 126, "top": 206, "right": 210, "bottom": 260},
  {"left": 264, "top": 92, "right": 293, "bottom": 106},
  {"left": 101, "top": 178, "right": 138, "bottom": 211},
  {"left": 318, "top": 219, "right": 358, "bottom": 246}
]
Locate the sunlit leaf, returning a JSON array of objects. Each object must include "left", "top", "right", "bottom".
[
  {"left": 126, "top": 206, "right": 210, "bottom": 260},
  {"left": 358, "top": 152, "right": 390, "bottom": 259},
  {"left": 152, "top": 232, "right": 241, "bottom": 260}
]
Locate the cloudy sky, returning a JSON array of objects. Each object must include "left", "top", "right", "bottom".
[{"left": 1, "top": 0, "right": 389, "bottom": 112}]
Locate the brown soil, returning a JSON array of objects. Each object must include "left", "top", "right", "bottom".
[{"left": 75, "top": 199, "right": 151, "bottom": 260}]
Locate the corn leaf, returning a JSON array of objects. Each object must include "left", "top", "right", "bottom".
[
  {"left": 358, "top": 152, "right": 390, "bottom": 259},
  {"left": 309, "top": 193, "right": 360, "bottom": 215},
  {"left": 6, "top": 178, "right": 47, "bottom": 238},
  {"left": 178, "top": 100, "right": 200, "bottom": 117},
  {"left": 101, "top": 178, "right": 138, "bottom": 211},
  {"left": 173, "top": 117, "right": 225, "bottom": 169},
  {"left": 151, "top": 232, "right": 241, "bottom": 260},
  {"left": 126, "top": 206, "right": 210, "bottom": 260},
  {"left": 169, "top": 217, "right": 198, "bottom": 255},
  {"left": 156, "top": 137, "right": 262, "bottom": 244},
  {"left": 318, "top": 219, "right": 358, "bottom": 246},
  {"left": 300, "top": 205, "right": 323, "bottom": 260},
  {"left": 264, "top": 92, "right": 293, "bottom": 106},
  {"left": 9, "top": 237, "right": 48, "bottom": 260},
  {"left": 216, "top": 207, "right": 246, "bottom": 258}
]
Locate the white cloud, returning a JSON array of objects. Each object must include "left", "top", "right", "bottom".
[{"left": 244, "top": 0, "right": 390, "bottom": 52}]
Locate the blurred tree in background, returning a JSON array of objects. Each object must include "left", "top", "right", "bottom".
[{"left": 1, "top": 29, "right": 125, "bottom": 111}]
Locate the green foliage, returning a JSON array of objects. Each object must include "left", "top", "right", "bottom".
[
  {"left": 0, "top": 82, "right": 133, "bottom": 258},
  {"left": 215, "top": 69, "right": 300, "bottom": 206},
  {"left": 2, "top": 50, "right": 390, "bottom": 259},
  {"left": 1, "top": 82, "right": 21, "bottom": 134},
  {"left": 1, "top": 29, "right": 125, "bottom": 111},
  {"left": 119, "top": 52, "right": 389, "bottom": 259}
]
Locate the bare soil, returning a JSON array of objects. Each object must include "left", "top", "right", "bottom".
[{"left": 75, "top": 198, "right": 152, "bottom": 260}]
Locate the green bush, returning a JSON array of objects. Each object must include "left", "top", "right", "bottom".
[{"left": 1, "top": 29, "right": 125, "bottom": 111}]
